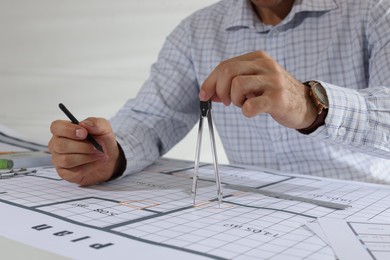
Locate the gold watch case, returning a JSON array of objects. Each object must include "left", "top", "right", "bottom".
[{"left": 307, "top": 81, "right": 329, "bottom": 115}]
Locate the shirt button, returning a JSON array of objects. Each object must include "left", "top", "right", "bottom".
[{"left": 337, "top": 127, "right": 346, "bottom": 136}]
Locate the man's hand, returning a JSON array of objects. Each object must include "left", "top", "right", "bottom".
[
  {"left": 48, "top": 117, "right": 122, "bottom": 186},
  {"left": 199, "top": 51, "right": 317, "bottom": 129}
]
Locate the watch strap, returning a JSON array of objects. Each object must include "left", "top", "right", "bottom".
[{"left": 297, "top": 108, "right": 328, "bottom": 135}]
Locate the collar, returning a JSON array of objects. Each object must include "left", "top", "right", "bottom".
[
  {"left": 293, "top": 0, "right": 338, "bottom": 13},
  {"left": 223, "top": 0, "right": 338, "bottom": 32}
]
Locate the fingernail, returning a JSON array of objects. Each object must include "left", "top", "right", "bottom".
[
  {"left": 199, "top": 89, "right": 207, "bottom": 100},
  {"left": 75, "top": 129, "right": 85, "bottom": 138}
]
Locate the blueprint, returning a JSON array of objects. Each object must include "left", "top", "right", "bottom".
[{"left": 1, "top": 158, "right": 390, "bottom": 259}]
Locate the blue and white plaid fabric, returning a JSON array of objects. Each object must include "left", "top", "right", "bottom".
[{"left": 111, "top": 0, "right": 390, "bottom": 183}]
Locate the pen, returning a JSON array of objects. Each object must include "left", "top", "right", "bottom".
[
  {"left": 0, "top": 151, "right": 52, "bottom": 170},
  {"left": 0, "top": 159, "right": 13, "bottom": 170},
  {"left": 0, "top": 152, "right": 15, "bottom": 169},
  {"left": 58, "top": 103, "right": 104, "bottom": 153}
]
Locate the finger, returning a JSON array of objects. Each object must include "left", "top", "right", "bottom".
[
  {"left": 214, "top": 61, "right": 242, "bottom": 105},
  {"left": 199, "top": 50, "right": 270, "bottom": 102},
  {"left": 55, "top": 166, "right": 95, "bottom": 185},
  {"left": 199, "top": 66, "right": 219, "bottom": 101},
  {"left": 230, "top": 75, "right": 267, "bottom": 107},
  {"left": 200, "top": 55, "right": 254, "bottom": 102},
  {"left": 55, "top": 160, "right": 111, "bottom": 186},
  {"left": 50, "top": 120, "right": 88, "bottom": 140},
  {"left": 201, "top": 60, "right": 264, "bottom": 105},
  {"left": 52, "top": 151, "right": 106, "bottom": 169},
  {"left": 80, "top": 118, "right": 115, "bottom": 154},
  {"left": 55, "top": 166, "right": 84, "bottom": 184},
  {"left": 49, "top": 136, "right": 101, "bottom": 154},
  {"left": 242, "top": 95, "right": 272, "bottom": 118}
]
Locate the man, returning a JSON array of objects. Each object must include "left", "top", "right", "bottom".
[{"left": 49, "top": 0, "right": 390, "bottom": 186}]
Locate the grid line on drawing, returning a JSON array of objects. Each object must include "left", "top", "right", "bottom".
[
  {"left": 340, "top": 189, "right": 390, "bottom": 221},
  {"left": 37, "top": 197, "right": 157, "bottom": 228},
  {"left": 114, "top": 200, "right": 322, "bottom": 259},
  {"left": 247, "top": 234, "right": 308, "bottom": 259},
  {"left": 2, "top": 158, "right": 390, "bottom": 259},
  {"left": 366, "top": 200, "right": 390, "bottom": 222},
  {"left": 185, "top": 165, "right": 293, "bottom": 189}
]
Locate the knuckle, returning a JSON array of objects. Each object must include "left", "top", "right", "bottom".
[
  {"left": 220, "top": 64, "right": 234, "bottom": 76},
  {"left": 232, "top": 75, "right": 240, "bottom": 85},
  {"left": 54, "top": 138, "right": 67, "bottom": 153},
  {"left": 218, "top": 59, "right": 229, "bottom": 68},
  {"left": 254, "top": 50, "right": 266, "bottom": 58},
  {"left": 232, "top": 75, "right": 246, "bottom": 88},
  {"left": 269, "top": 61, "right": 282, "bottom": 73},
  {"left": 216, "top": 86, "right": 230, "bottom": 101},
  {"left": 87, "top": 117, "right": 112, "bottom": 131},
  {"left": 243, "top": 98, "right": 268, "bottom": 117},
  {"left": 50, "top": 120, "right": 61, "bottom": 134},
  {"left": 85, "top": 116, "right": 98, "bottom": 122}
]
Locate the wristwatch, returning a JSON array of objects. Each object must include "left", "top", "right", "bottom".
[
  {"left": 307, "top": 81, "right": 329, "bottom": 115},
  {"left": 297, "top": 81, "right": 329, "bottom": 134}
]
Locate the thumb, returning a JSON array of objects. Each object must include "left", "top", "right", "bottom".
[{"left": 80, "top": 117, "right": 117, "bottom": 156}]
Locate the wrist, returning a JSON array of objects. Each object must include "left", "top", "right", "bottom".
[
  {"left": 107, "top": 142, "right": 126, "bottom": 181},
  {"left": 297, "top": 108, "right": 328, "bottom": 134}
]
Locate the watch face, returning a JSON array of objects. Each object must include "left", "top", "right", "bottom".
[{"left": 312, "top": 83, "right": 329, "bottom": 106}]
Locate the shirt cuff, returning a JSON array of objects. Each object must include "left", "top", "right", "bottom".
[{"left": 309, "top": 81, "right": 368, "bottom": 146}]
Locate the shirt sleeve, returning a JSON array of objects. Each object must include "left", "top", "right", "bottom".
[
  {"left": 109, "top": 19, "right": 200, "bottom": 176},
  {"left": 310, "top": 0, "right": 390, "bottom": 159}
]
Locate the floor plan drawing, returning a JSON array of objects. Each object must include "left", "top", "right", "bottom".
[{"left": 1, "top": 158, "right": 390, "bottom": 259}]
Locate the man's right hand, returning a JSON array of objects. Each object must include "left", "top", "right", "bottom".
[{"left": 48, "top": 117, "right": 123, "bottom": 186}]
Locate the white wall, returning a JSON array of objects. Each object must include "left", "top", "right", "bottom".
[{"left": 0, "top": 0, "right": 228, "bottom": 164}]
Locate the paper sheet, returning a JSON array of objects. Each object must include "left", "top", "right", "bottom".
[
  {"left": 314, "top": 218, "right": 390, "bottom": 260},
  {"left": 1, "top": 158, "right": 390, "bottom": 259},
  {"left": 0, "top": 124, "right": 47, "bottom": 152}
]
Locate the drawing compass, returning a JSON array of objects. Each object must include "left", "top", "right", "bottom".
[{"left": 192, "top": 100, "right": 223, "bottom": 206}]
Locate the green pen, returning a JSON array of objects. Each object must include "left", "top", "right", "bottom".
[{"left": 0, "top": 159, "right": 14, "bottom": 170}]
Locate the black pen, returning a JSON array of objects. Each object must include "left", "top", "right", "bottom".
[{"left": 58, "top": 103, "right": 104, "bottom": 153}]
